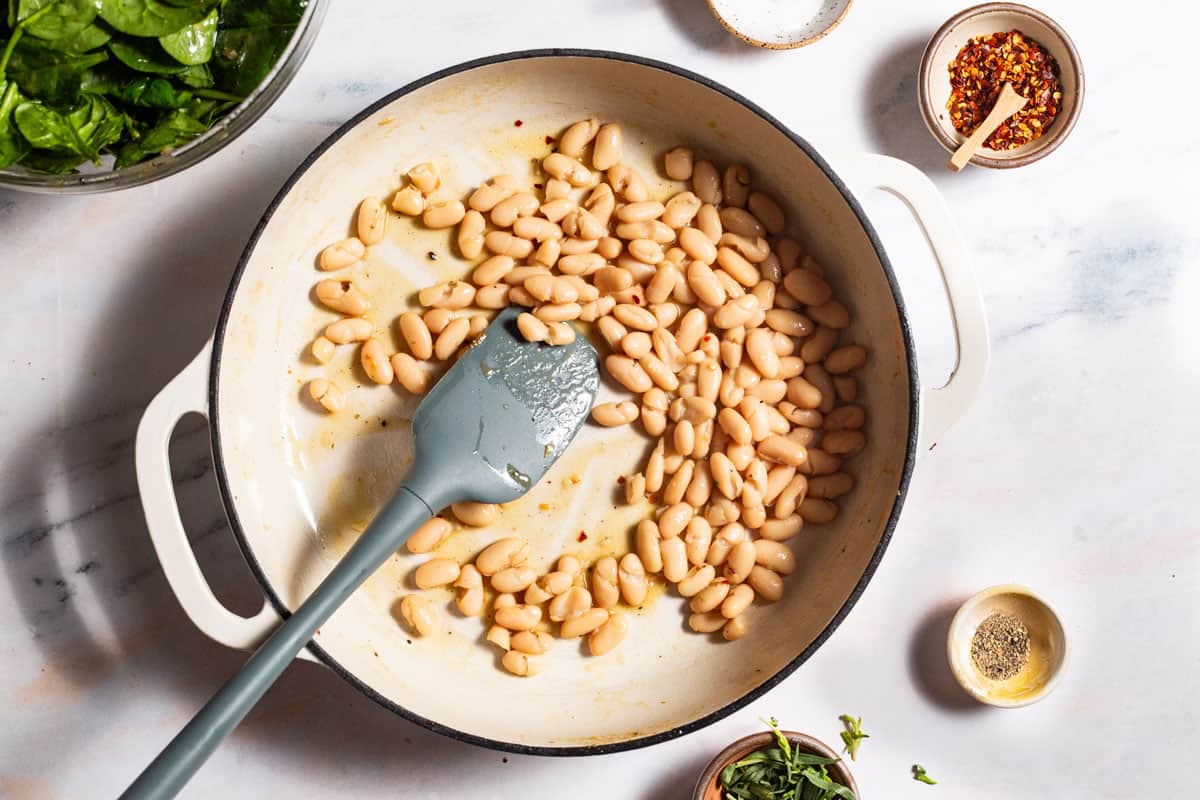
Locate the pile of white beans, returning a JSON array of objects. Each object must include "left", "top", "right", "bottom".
[{"left": 307, "top": 118, "right": 868, "bottom": 676}]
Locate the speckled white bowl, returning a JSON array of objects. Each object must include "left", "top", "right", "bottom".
[
  {"left": 948, "top": 584, "right": 1068, "bottom": 707},
  {"left": 707, "top": 0, "right": 852, "bottom": 50}
]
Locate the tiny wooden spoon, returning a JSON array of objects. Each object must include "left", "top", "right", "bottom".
[{"left": 948, "top": 82, "right": 1028, "bottom": 171}]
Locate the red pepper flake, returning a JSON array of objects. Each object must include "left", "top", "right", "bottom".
[
  {"left": 616, "top": 475, "right": 626, "bottom": 484},
  {"left": 702, "top": 335, "right": 712, "bottom": 342},
  {"left": 633, "top": 295, "right": 642, "bottom": 304},
  {"left": 947, "top": 29, "right": 1062, "bottom": 150},
  {"left": 577, "top": 531, "right": 588, "bottom": 542},
  {"left": 533, "top": 182, "right": 543, "bottom": 189},
  {"left": 514, "top": 119, "right": 524, "bottom": 127},
  {"left": 544, "top": 135, "right": 555, "bottom": 145}
]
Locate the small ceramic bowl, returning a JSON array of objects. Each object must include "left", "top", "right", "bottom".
[
  {"left": 948, "top": 584, "right": 1068, "bottom": 707},
  {"left": 707, "top": 0, "right": 852, "bottom": 50},
  {"left": 918, "top": 3, "right": 1084, "bottom": 168},
  {"left": 693, "top": 731, "right": 859, "bottom": 800}
]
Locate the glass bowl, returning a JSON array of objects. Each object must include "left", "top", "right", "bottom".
[{"left": 0, "top": 0, "right": 329, "bottom": 194}]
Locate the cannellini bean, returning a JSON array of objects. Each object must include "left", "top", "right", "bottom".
[
  {"left": 588, "top": 611, "right": 628, "bottom": 656},
  {"left": 543, "top": 152, "right": 593, "bottom": 186},
  {"left": 391, "top": 353, "right": 429, "bottom": 394},
  {"left": 684, "top": 517, "right": 713, "bottom": 566},
  {"left": 419, "top": 280, "right": 475, "bottom": 310},
  {"left": 782, "top": 268, "right": 833, "bottom": 306},
  {"left": 607, "top": 163, "right": 649, "bottom": 202},
  {"left": 407, "top": 516, "right": 451, "bottom": 553},
  {"left": 766, "top": 309, "right": 814, "bottom": 338},
  {"left": 316, "top": 279, "right": 371, "bottom": 316},
  {"left": 644, "top": 438, "right": 667, "bottom": 492},
  {"left": 454, "top": 564, "right": 484, "bottom": 616},
  {"left": 659, "top": 502, "right": 694, "bottom": 538},
  {"left": 808, "top": 300, "right": 851, "bottom": 329},
  {"left": 757, "top": 435, "right": 808, "bottom": 467},
  {"left": 719, "top": 207, "right": 765, "bottom": 238},
  {"left": 824, "top": 405, "right": 865, "bottom": 431},
  {"left": 716, "top": 246, "right": 760, "bottom": 287},
  {"left": 719, "top": 233, "right": 770, "bottom": 263},
  {"left": 549, "top": 585, "right": 593, "bottom": 623},
  {"left": 800, "top": 497, "right": 839, "bottom": 524},
  {"left": 758, "top": 515, "right": 803, "bottom": 542},
  {"left": 661, "top": 192, "right": 701, "bottom": 229},
  {"left": 561, "top": 607, "right": 610, "bottom": 638},
  {"left": 680, "top": 227, "right": 717, "bottom": 265},
  {"left": 325, "top": 317, "right": 372, "bottom": 344},
  {"left": 618, "top": 553, "right": 648, "bottom": 605},
  {"left": 786, "top": 376, "right": 823, "bottom": 410},
  {"left": 514, "top": 216, "right": 563, "bottom": 242},
  {"left": 405, "top": 162, "right": 439, "bottom": 194},
  {"left": 687, "top": 261, "right": 726, "bottom": 306},
  {"left": 724, "top": 540, "right": 756, "bottom": 584},
  {"left": 713, "top": 295, "right": 759, "bottom": 329},
  {"left": 397, "top": 311, "right": 433, "bottom": 359},
  {"left": 596, "top": 236, "right": 622, "bottom": 259},
  {"left": 774, "top": 474, "right": 808, "bottom": 519},
  {"left": 469, "top": 177, "right": 518, "bottom": 212},
  {"left": 592, "top": 400, "right": 638, "bottom": 427},
  {"left": 721, "top": 163, "right": 750, "bottom": 207},
  {"left": 710, "top": 452, "right": 743, "bottom": 499},
  {"left": 434, "top": 317, "right": 470, "bottom": 359},
  {"left": 491, "top": 192, "right": 539, "bottom": 227},
  {"left": 690, "top": 580, "right": 730, "bottom": 613},
  {"left": 475, "top": 283, "right": 511, "bottom": 309},
  {"left": 808, "top": 472, "right": 855, "bottom": 500},
  {"left": 487, "top": 624, "right": 510, "bottom": 650},
  {"left": 559, "top": 117, "right": 600, "bottom": 156},
  {"left": 392, "top": 185, "right": 425, "bottom": 216},
  {"left": 454, "top": 502, "right": 503, "bottom": 530},
  {"left": 398, "top": 594, "right": 435, "bottom": 635},
  {"left": 591, "top": 557, "right": 620, "bottom": 609},
  {"left": 747, "top": 191, "right": 785, "bottom": 234},
  {"left": 491, "top": 566, "right": 538, "bottom": 593},
  {"left": 627, "top": 472, "right": 647, "bottom": 504},
  {"left": 308, "top": 379, "right": 344, "bottom": 413},
  {"left": 319, "top": 237, "right": 365, "bottom": 271},
  {"left": 615, "top": 219, "right": 674, "bottom": 243},
  {"left": 472, "top": 254, "right": 515, "bottom": 286},
  {"left": 722, "top": 615, "right": 749, "bottom": 641},
  {"left": 617, "top": 200, "right": 665, "bottom": 224},
  {"left": 746, "top": 328, "right": 781, "bottom": 379},
  {"left": 523, "top": 582, "right": 552, "bottom": 605},
  {"left": 747, "top": 566, "right": 784, "bottom": 602},
  {"left": 591, "top": 123, "right": 623, "bottom": 171},
  {"left": 686, "top": 457, "right": 713, "bottom": 507},
  {"left": 754, "top": 540, "right": 796, "bottom": 575},
  {"left": 805, "top": 363, "right": 837, "bottom": 413},
  {"left": 534, "top": 302, "right": 582, "bottom": 323},
  {"left": 494, "top": 604, "right": 542, "bottom": 632},
  {"left": 718, "top": 408, "right": 753, "bottom": 445},
  {"left": 823, "top": 430, "right": 866, "bottom": 456},
  {"left": 423, "top": 200, "right": 465, "bottom": 229},
  {"left": 825, "top": 345, "right": 867, "bottom": 374},
  {"left": 661, "top": 536, "right": 688, "bottom": 582},
  {"left": 800, "top": 326, "right": 839, "bottom": 363},
  {"left": 311, "top": 336, "right": 335, "bottom": 364},
  {"left": 597, "top": 316, "right": 628, "bottom": 348},
  {"left": 692, "top": 160, "right": 722, "bottom": 205},
  {"left": 697, "top": 203, "right": 723, "bottom": 243},
  {"left": 547, "top": 321, "right": 576, "bottom": 346},
  {"left": 454, "top": 210, "right": 486, "bottom": 259},
  {"left": 595, "top": 267, "right": 634, "bottom": 295},
  {"left": 558, "top": 252, "right": 605, "bottom": 275},
  {"left": 637, "top": 520, "right": 664, "bottom": 574},
  {"left": 706, "top": 497, "right": 741, "bottom": 528},
  {"left": 541, "top": 571, "right": 574, "bottom": 596},
  {"left": 647, "top": 263, "right": 681, "bottom": 305},
  {"left": 356, "top": 195, "right": 387, "bottom": 244},
  {"left": 664, "top": 147, "right": 694, "bottom": 180},
  {"left": 677, "top": 564, "right": 715, "bottom": 597},
  {"left": 689, "top": 610, "right": 727, "bottom": 633},
  {"left": 540, "top": 197, "right": 575, "bottom": 224},
  {"left": 501, "top": 650, "right": 543, "bottom": 676},
  {"left": 834, "top": 376, "right": 858, "bottom": 403},
  {"left": 475, "top": 537, "right": 528, "bottom": 575},
  {"left": 485, "top": 231, "right": 534, "bottom": 258},
  {"left": 415, "top": 557, "right": 460, "bottom": 589},
  {"left": 510, "top": 630, "right": 555, "bottom": 656},
  {"left": 721, "top": 583, "right": 754, "bottom": 618},
  {"left": 606, "top": 355, "right": 653, "bottom": 393},
  {"left": 361, "top": 339, "right": 394, "bottom": 385}
]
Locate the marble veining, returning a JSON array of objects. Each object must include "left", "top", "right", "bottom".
[{"left": 1, "top": 1, "right": 1197, "bottom": 798}]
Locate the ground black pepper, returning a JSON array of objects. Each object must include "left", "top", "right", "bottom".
[{"left": 970, "top": 611, "right": 1030, "bottom": 680}]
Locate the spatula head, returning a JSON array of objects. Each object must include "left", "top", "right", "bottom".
[{"left": 404, "top": 307, "right": 599, "bottom": 509}]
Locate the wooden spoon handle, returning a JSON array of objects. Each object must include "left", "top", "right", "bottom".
[{"left": 948, "top": 82, "right": 1028, "bottom": 171}]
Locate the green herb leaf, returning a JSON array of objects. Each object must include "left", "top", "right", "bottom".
[
  {"left": 5, "top": 38, "right": 108, "bottom": 103},
  {"left": 18, "top": 146, "right": 83, "bottom": 171},
  {"left": 0, "top": 80, "right": 31, "bottom": 167},
  {"left": 14, "top": 97, "right": 95, "bottom": 155},
  {"left": 99, "top": 0, "right": 206, "bottom": 37},
  {"left": 837, "top": 715, "right": 868, "bottom": 762},
  {"left": 46, "top": 21, "right": 110, "bottom": 52},
  {"left": 18, "top": 0, "right": 102, "bottom": 40},
  {"left": 912, "top": 764, "right": 937, "bottom": 785},
  {"left": 109, "top": 37, "right": 183, "bottom": 73},
  {"left": 157, "top": 5, "right": 212, "bottom": 64},
  {"left": 719, "top": 719, "right": 857, "bottom": 800},
  {"left": 112, "top": 104, "right": 202, "bottom": 165}
]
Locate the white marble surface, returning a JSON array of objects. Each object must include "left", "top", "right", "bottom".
[{"left": 2, "top": 1, "right": 1197, "bottom": 798}]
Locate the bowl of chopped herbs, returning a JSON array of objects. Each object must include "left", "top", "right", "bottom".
[
  {"left": 696, "top": 718, "right": 859, "bottom": 800},
  {"left": 0, "top": 0, "right": 327, "bottom": 192}
]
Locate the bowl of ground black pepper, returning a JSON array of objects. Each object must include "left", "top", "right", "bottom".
[
  {"left": 947, "top": 584, "right": 1068, "bottom": 706},
  {"left": 919, "top": 3, "right": 1084, "bottom": 169}
]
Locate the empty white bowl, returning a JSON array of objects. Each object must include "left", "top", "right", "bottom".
[{"left": 707, "top": 0, "right": 852, "bottom": 50}]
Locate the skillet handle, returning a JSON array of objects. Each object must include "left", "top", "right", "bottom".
[
  {"left": 834, "top": 153, "right": 990, "bottom": 453},
  {"left": 135, "top": 341, "right": 317, "bottom": 663}
]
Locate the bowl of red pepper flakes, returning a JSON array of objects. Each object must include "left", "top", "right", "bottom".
[{"left": 919, "top": 3, "right": 1084, "bottom": 169}]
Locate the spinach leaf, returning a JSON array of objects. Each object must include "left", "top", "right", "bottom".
[
  {"left": 68, "top": 90, "right": 121, "bottom": 145},
  {"left": 19, "top": 0, "right": 102, "bottom": 41},
  {"left": 210, "top": 23, "right": 292, "bottom": 95},
  {"left": 5, "top": 38, "right": 107, "bottom": 103},
  {"left": 220, "top": 0, "right": 305, "bottom": 28},
  {"left": 157, "top": 5, "right": 211, "bottom": 64},
  {"left": 106, "top": 74, "right": 187, "bottom": 107},
  {"left": 14, "top": 98, "right": 94, "bottom": 154},
  {"left": 113, "top": 105, "right": 200, "bottom": 165},
  {"left": 109, "top": 37, "right": 182, "bottom": 73},
  {"left": 19, "top": 147, "right": 83, "bottom": 171},
  {"left": 47, "top": 21, "right": 109, "bottom": 51},
  {"left": 174, "top": 59, "right": 208, "bottom": 86},
  {"left": 0, "top": 80, "right": 30, "bottom": 167},
  {"left": 99, "top": 0, "right": 204, "bottom": 37}
]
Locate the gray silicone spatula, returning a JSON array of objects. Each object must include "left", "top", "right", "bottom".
[{"left": 121, "top": 307, "right": 598, "bottom": 800}]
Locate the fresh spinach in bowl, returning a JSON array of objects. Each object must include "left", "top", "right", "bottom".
[{"left": 0, "top": 0, "right": 306, "bottom": 174}]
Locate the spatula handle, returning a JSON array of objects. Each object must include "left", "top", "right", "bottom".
[{"left": 119, "top": 487, "right": 434, "bottom": 800}]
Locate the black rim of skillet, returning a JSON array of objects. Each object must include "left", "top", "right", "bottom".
[{"left": 208, "top": 48, "right": 921, "bottom": 757}]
